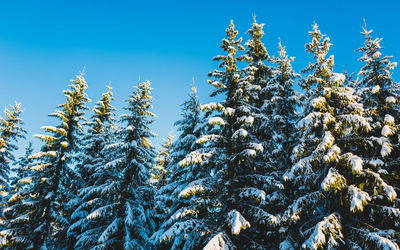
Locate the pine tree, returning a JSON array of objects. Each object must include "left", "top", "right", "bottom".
[
  {"left": 356, "top": 23, "right": 400, "bottom": 182},
  {"left": 0, "top": 103, "right": 25, "bottom": 196},
  {"left": 150, "top": 85, "right": 207, "bottom": 249},
  {"left": 281, "top": 24, "right": 399, "bottom": 249},
  {"left": 0, "top": 73, "right": 90, "bottom": 249},
  {"left": 156, "top": 20, "right": 272, "bottom": 249},
  {"left": 349, "top": 23, "right": 400, "bottom": 248},
  {"left": 243, "top": 40, "right": 300, "bottom": 248},
  {"left": 260, "top": 41, "right": 299, "bottom": 171},
  {"left": 68, "top": 86, "right": 116, "bottom": 249},
  {"left": 74, "top": 81, "right": 156, "bottom": 249},
  {"left": 151, "top": 132, "right": 173, "bottom": 188}
]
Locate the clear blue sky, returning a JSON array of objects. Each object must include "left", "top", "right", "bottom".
[{"left": 0, "top": 0, "right": 399, "bottom": 155}]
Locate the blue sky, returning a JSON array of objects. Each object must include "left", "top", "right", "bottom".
[{"left": 0, "top": 0, "right": 399, "bottom": 154}]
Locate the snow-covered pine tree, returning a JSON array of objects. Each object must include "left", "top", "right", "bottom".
[
  {"left": 151, "top": 132, "right": 173, "bottom": 188},
  {"left": 350, "top": 23, "right": 400, "bottom": 248},
  {"left": 281, "top": 23, "right": 399, "bottom": 249},
  {"left": 74, "top": 81, "right": 156, "bottom": 249},
  {"left": 260, "top": 41, "right": 299, "bottom": 172},
  {"left": 150, "top": 85, "right": 207, "bottom": 249},
  {"left": 242, "top": 40, "right": 300, "bottom": 248},
  {"left": 356, "top": 23, "right": 400, "bottom": 182},
  {"left": 244, "top": 16, "right": 272, "bottom": 110},
  {"left": 10, "top": 142, "right": 34, "bottom": 187},
  {"left": 0, "top": 103, "right": 25, "bottom": 197},
  {"left": 156, "top": 20, "right": 274, "bottom": 249},
  {"left": 0, "top": 143, "right": 33, "bottom": 248},
  {"left": 68, "top": 86, "right": 116, "bottom": 249},
  {"left": 0, "top": 73, "right": 90, "bottom": 249}
]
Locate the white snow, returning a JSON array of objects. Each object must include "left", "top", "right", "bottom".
[
  {"left": 203, "top": 232, "right": 235, "bottom": 250},
  {"left": 318, "top": 131, "right": 334, "bottom": 151},
  {"left": 179, "top": 178, "right": 210, "bottom": 198},
  {"left": 30, "top": 163, "right": 51, "bottom": 171},
  {"left": 384, "top": 114, "right": 395, "bottom": 124},
  {"left": 227, "top": 210, "right": 251, "bottom": 235},
  {"left": 311, "top": 97, "right": 326, "bottom": 108},
  {"left": 301, "top": 213, "right": 343, "bottom": 249},
  {"left": 29, "top": 151, "right": 58, "bottom": 159},
  {"left": 385, "top": 96, "right": 396, "bottom": 104},
  {"left": 383, "top": 184, "right": 397, "bottom": 201},
  {"left": 209, "top": 117, "right": 226, "bottom": 126},
  {"left": 224, "top": 107, "right": 235, "bottom": 116},
  {"left": 369, "top": 159, "right": 384, "bottom": 167},
  {"left": 321, "top": 168, "right": 346, "bottom": 192},
  {"left": 232, "top": 128, "right": 248, "bottom": 140},
  {"left": 239, "top": 187, "right": 266, "bottom": 201},
  {"left": 329, "top": 73, "right": 345, "bottom": 84},
  {"left": 201, "top": 102, "right": 224, "bottom": 112},
  {"left": 242, "top": 149, "right": 256, "bottom": 157},
  {"left": 323, "top": 145, "right": 341, "bottom": 163},
  {"left": 348, "top": 185, "right": 371, "bottom": 213},
  {"left": 349, "top": 154, "right": 363, "bottom": 174},
  {"left": 18, "top": 177, "right": 33, "bottom": 184},
  {"left": 381, "top": 125, "right": 393, "bottom": 137},
  {"left": 238, "top": 116, "right": 254, "bottom": 125},
  {"left": 367, "top": 232, "right": 399, "bottom": 250},
  {"left": 371, "top": 85, "right": 380, "bottom": 94},
  {"left": 381, "top": 142, "right": 392, "bottom": 157}
]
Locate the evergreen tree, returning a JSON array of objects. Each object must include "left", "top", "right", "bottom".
[
  {"left": 244, "top": 40, "right": 300, "bottom": 248},
  {"left": 260, "top": 41, "right": 299, "bottom": 171},
  {"left": 150, "top": 85, "right": 206, "bottom": 249},
  {"left": 68, "top": 86, "right": 116, "bottom": 249},
  {"left": 151, "top": 132, "right": 173, "bottom": 188},
  {"left": 281, "top": 24, "right": 399, "bottom": 249},
  {"left": 10, "top": 142, "right": 34, "bottom": 187},
  {"left": 74, "top": 81, "right": 156, "bottom": 249},
  {"left": 155, "top": 20, "right": 272, "bottom": 249},
  {"left": 0, "top": 103, "right": 25, "bottom": 196},
  {"left": 356, "top": 23, "right": 400, "bottom": 183},
  {"left": 0, "top": 73, "right": 90, "bottom": 249}
]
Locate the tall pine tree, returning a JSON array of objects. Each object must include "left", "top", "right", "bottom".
[
  {"left": 74, "top": 81, "right": 156, "bottom": 249},
  {"left": 0, "top": 73, "right": 90, "bottom": 249},
  {"left": 281, "top": 24, "right": 399, "bottom": 249},
  {"left": 68, "top": 86, "right": 116, "bottom": 249},
  {"left": 150, "top": 85, "right": 207, "bottom": 249}
]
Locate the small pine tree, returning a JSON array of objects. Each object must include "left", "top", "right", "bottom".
[
  {"left": 0, "top": 103, "right": 25, "bottom": 196},
  {"left": 151, "top": 132, "right": 173, "bottom": 188},
  {"left": 0, "top": 73, "right": 90, "bottom": 249},
  {"left": 75, "top": 81, "right": 156, "bottom": 249}
]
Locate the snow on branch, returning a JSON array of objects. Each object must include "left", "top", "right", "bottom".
[
  {"left": 347, "top": 185, "right": 370, "bottom": 213},
  {"left": 227, "top": 210, "right": 250, "bottom": 235},
  {"left": 203, "top": 232, "right": 236, "bottom": 250},
  {"left": 301, "top": 213, "right": 343, "bottom": 249}
]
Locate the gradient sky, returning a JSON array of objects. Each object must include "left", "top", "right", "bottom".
[{"left": 0, "top": 0, "right": 399, "bottom": 155}]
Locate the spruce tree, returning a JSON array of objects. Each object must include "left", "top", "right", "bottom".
[
  {"left": 150, "top": 85, "right": 206, "bottom": 249},
  {"left": 156, "top": 20, "right": 273, "bottom": 249},
  {"left": 0, "top": 73, "right": 90, "bottom": 249},
  {"left": 74, "top": 81, "right": 156, "bottom": 249},
  {"left": 0, "top": 103, "right": 25, "bottom": 196},
  {"left": 281, "top": 24, "right": 399, "bottom": 249},
  {"left": 151, "top": 132, "right": 173, "bottom": 188},
  {"left": 68, "top": 86, "right": 116, "bottom": 249}
]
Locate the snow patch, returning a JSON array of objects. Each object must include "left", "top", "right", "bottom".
[
  {"left": 203, "top": 232, "right": 235, "bottom": 250},
  {"left": 348, "top": 185, "right": 371, "bottom": 213},
  {"left": 227, "top": 210, "right": 251, "bottom": 235}
]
